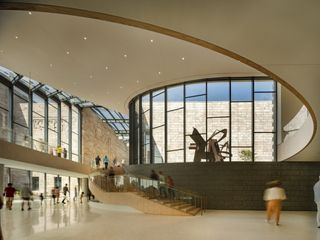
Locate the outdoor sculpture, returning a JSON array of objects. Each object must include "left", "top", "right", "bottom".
[{"left": 189, "top": 128, "right": 231, "bottom": 162}]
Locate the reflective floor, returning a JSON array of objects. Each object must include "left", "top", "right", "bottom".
[{"left": 1, "top": 199, "right": 319, "bottom": 240}]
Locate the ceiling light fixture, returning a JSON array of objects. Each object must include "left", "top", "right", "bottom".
[
  {"left": 83, "top": 36, "right": 87, "bottom": 40},
  {"left": 66, "top": 51, "right": 70, "bottom": 55},
  {"left": 105, "top": 66, "right": 109, "bottom": 70},
  {"left": 150, "top": 39, "right": 154, "bottom": 43},
  {"left": 123, "top": 54, "right": 127, "bottom": 58},
  {"left": 15, "top": 36, "right": 18, "bottom": 39},
  {"left": 158, "top": 71, "right": 162, "bottom": 75},
  {"left": 28, "top": 11, "right": 32, "bottom": 15},
  {"left": 181, "top": 57, "right": 185, "bottom": 61}
]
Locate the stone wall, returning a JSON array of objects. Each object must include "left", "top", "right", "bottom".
[
  {"left": 82, "top": 108, "right": 128, "bottom": 166},
  {"left": 126, "top": 162, "right": 320, "bottom": 211}
]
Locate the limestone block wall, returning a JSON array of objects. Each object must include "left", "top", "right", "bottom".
[{"left": 82, "top": 108, "right": 128, "bottom": 166}]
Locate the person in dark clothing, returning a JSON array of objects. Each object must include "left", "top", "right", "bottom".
[
  {"left": 3, "top": 183, "right": 16, "bottom": 210},
  {"left": 150, "top": 170, "right": 159, "bottom": 180},
  {"left": 62, "top": 184, "right": 69, "bottom": 204},
  {"left": 95, "top": 155, "right": 101, "bottom": 169}
]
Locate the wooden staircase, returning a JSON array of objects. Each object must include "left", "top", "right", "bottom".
[{"left": 136, "top": 192, "right": 201, "bottom": 216}]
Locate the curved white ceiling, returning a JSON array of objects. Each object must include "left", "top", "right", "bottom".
[{"left": 0, "top": 10, "right": 260, "bottom": 113}]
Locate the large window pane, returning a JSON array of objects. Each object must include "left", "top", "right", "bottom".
[
  {"left": 13, "top": 123, "right": 30, "bottom": 147},
  {"left": 72, "top": 106, "right": 79, "bottom": 134},
  {"left": 0, "top": 108, "right": 9, "bottom": 129},
  {"left": 0, "top": 83, "right": 9, "bottom": 110},
  {"left": 231, "top": 80, "right": 252, "bottom": 101},
  {"left": 185, "top": 95, "right": 206, "bottom": 135},
  {"left": 254, "top": 80, "right": 275, "bottom": 92},
  {"left": 134, "top": 99, "right": 140, "bottom": 163},
  {"left": 254, "top": 93, "right": 276, "bottom": 132},
  {"left": 231, "top": 147, "right": 253, "bottom": 162},
  {"left": 167, "top": 85, "right": 184, "bottom": 111},
  {"left": 186, "top": 82, "right": 205, "bottom": 97},
  {"left": 61, "top": 103, "right": 70, "bottom": 158},
  {"left": 231, "top": 102, "right": 252, "bottom": 147},
  {"left": 152, "top": 91, "right": 164, "bottom": 128},
  {"left": 32, "top": 94, "right": 45, "bottom": 151},
  {"left": 167, "top": 109, "right": 184, "bottom": 151},
  {"left": 254, "top": 133, "right": 275, "bottom": 161},
  {"left": 207, "top": 81, "right": 229, "bottom": 117},
  {"left": 13, "top": 87, "right": 29, "bottom": 127},
  {"left": 167, "top": 150, "right": 184, "bottom": 163},
  {"left": 152, "top": 126, "right": 165, "bottom": 163},
  {"left": 48, "top": 129, "right": 58, "bottom": 154},
  {"left": 141, "top": 106, "right": 150, "bottom": 164}
]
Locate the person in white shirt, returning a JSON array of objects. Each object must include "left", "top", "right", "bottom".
[
  {"left": 313, "top": 176, "right": 320, "bottom": 228},
  {"left": 263, "top": 180, "right": 287, "bottom": 225}
]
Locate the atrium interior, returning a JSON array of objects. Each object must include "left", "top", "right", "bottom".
[{"left": 0, "top": 1, "right": 319, "bottom": 240}]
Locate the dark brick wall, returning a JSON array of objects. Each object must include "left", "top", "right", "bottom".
[{"left": 126, "top": 162, "right": 320, "bottom": 210}]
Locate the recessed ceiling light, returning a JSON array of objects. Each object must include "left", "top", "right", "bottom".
[
  {"left": 83, "top": 36, "right": 87, "bottom": 40},
  {"left": 66, "top": 51, "right": 70, "bottom": 55},
  {"left": 158, "top": 71, "right": 162, "bottom": 75},
  {"left": 105, "top": 66, "right": 109, "bottom": 70},
  {"left": 15, "top": 36, "right": 18, "bottom": 39},
  {"left": 123, "top": 54, "right": 127, "bottom": 58},
  {"left": 181, "top": 57, "right": 185, "bottom": 61},
  {"left": 150, "top": 39, "right": 154, "bottom": 43},
  {"left": 28, "top": 11, "right": 32, "bottom": 15}
]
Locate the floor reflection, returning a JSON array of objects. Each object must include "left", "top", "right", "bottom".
[{"left": 1, "top": 199, "right": 98, "bottom": 240}]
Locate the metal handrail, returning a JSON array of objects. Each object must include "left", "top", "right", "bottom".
[{"left": 90, "top": 171, "right": 207, "bottom": 215}]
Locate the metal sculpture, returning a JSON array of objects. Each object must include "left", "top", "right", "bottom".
[{"left": 189, "top": 128, "right": 231, "bottom": 162}]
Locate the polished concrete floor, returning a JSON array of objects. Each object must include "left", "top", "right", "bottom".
[{"left": 1, "top": 200, "right": 319, "bottom": 240}]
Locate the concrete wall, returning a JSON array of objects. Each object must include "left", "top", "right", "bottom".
[
  {"left": 82, "top": 108, "right": 128, "bottom": 166},
  {"left": 126, "top": 162, "right": 320, "bottom": 211}
]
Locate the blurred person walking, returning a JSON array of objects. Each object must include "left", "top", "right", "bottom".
[
  {"left": 313, "top": 175, "right": 320, "bottom": 228},
  {"left": 103, "top": 155, "right": 109, "bottom": 169},
  {"left": 62, "top": 184, "right": 69, "bottom": 204},
  {"left": 3, "top": 183, "right": 16, "bottom": 210},
  {"left": 95, "top": 155, "right": 101, "bottom": 169},
  {"left": 20, "top": 184, "right": 33, "bottom": 211},
  {"left": 263, "top": 180, "right": 287, "bottom": 226}
]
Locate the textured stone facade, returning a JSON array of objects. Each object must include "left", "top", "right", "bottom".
[{"left": 82, "top": 108, "right": 129, "bottom": 167}]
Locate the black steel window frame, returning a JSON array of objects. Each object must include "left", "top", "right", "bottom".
[
  {"left": 0, "top": 75, "right": 82, "bottom": 162},
  {"left": 129, "top": 76, "right": 278, "bottom": 165}
]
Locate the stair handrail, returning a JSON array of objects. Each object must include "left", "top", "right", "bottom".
[{"left": 90, "top": 171, "right": 207, "bottom": 214}]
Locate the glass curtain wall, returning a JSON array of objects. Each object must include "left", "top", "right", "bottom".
[
  {"left": 0, "top": 77, "right": 81, "bottom": 162},
  {"left": 129, "top": 77, "right": 277, "bottom": 164},
  {"left": 32, "top": 94, "right": 46, "bottom": 152},
  {"left": 13, "top": 86, "right": 30, "bottom": 147},
  {"left": 61, "top": 103, "right": 70, "bottom": 159},
  {"left": 72, "top": 106, "right": 80, "bottom": 161},
  {"left": 48, "top": 99, "right": 59, "bottom": 154}
]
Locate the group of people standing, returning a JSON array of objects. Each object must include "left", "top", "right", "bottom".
[
  {"left": 95, "top": 155, "right": 125, "bottom": 169},
  {"left": 150, "top": 170, "right": 175, "bottom": 199}
]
